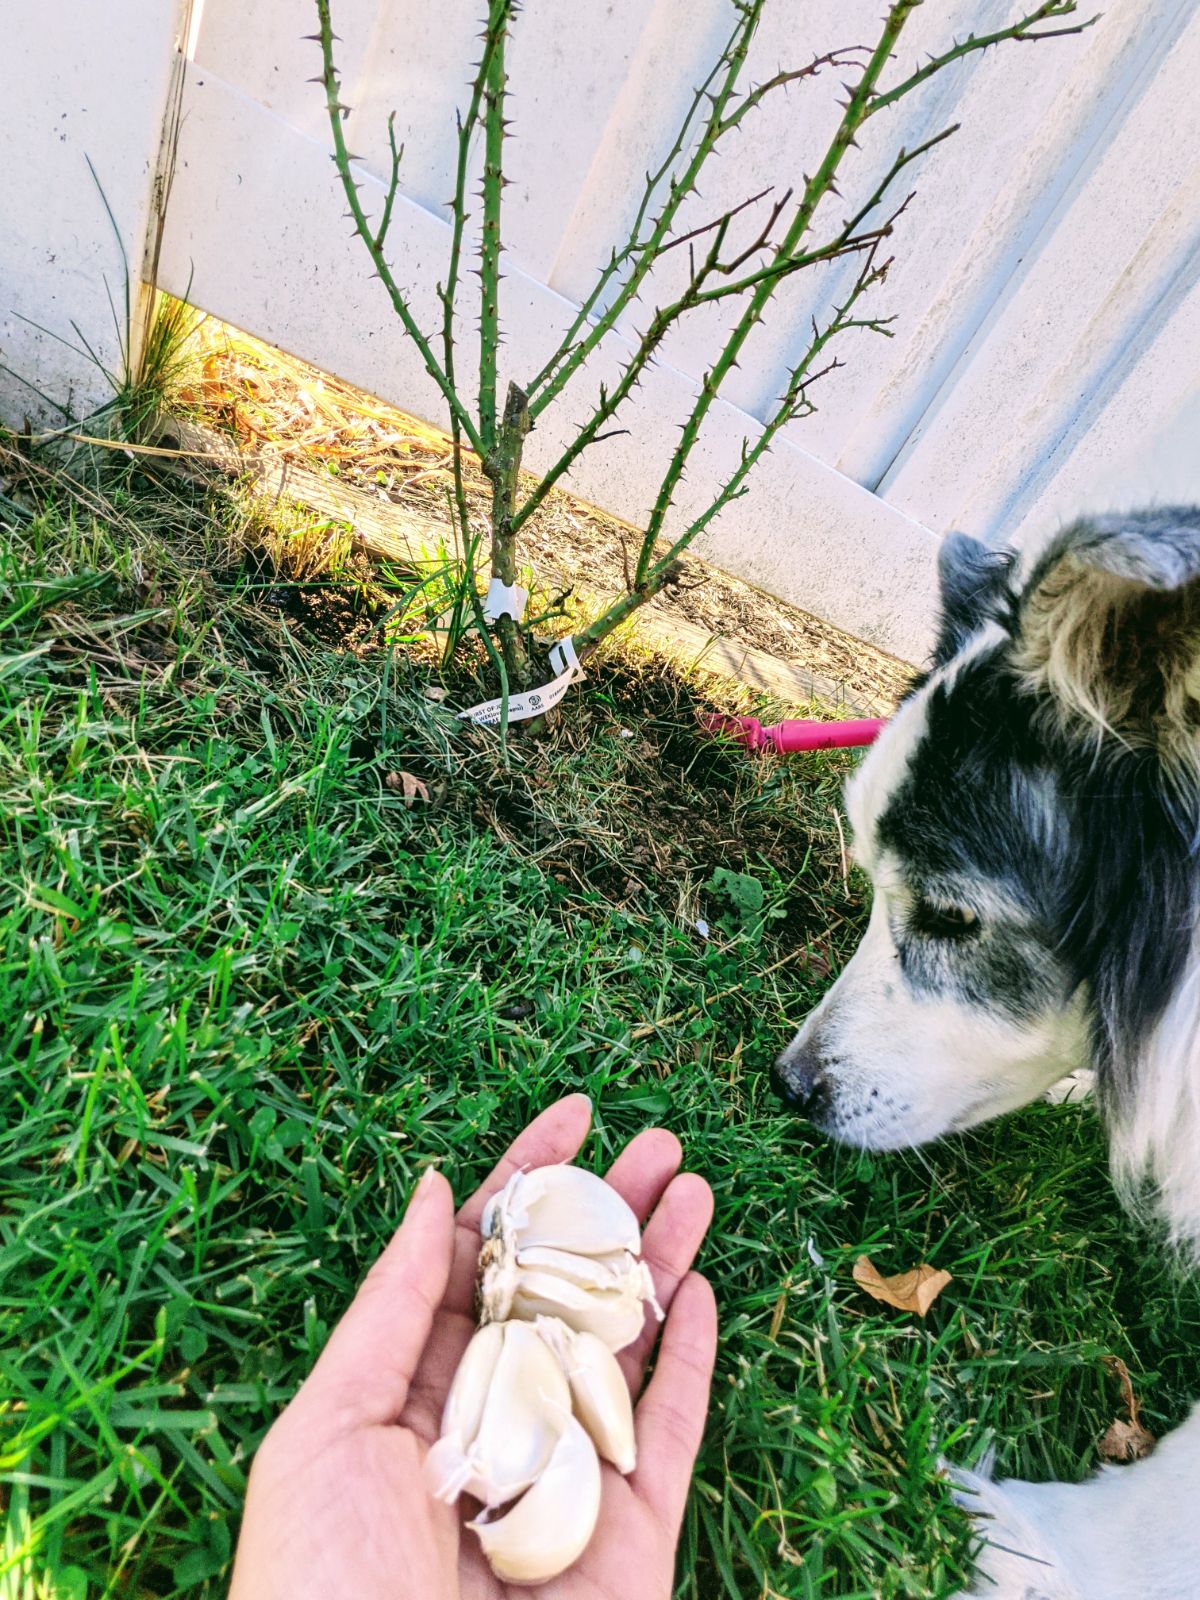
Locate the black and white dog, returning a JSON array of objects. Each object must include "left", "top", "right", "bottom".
[{"left": 774, "top": 507, "right": 1200, "bottom": 1600}]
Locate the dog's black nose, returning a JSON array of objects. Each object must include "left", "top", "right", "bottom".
[{"left": 771, "top": 1045, "right": 833, "bottom": 1119}]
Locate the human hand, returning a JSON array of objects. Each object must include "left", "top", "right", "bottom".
[{"left": 228, "top": 1094, "right": 717, "bottom": 1600}]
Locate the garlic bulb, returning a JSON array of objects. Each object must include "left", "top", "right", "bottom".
[
  {"left": 536, "top": 1316, "right": 637, "bottom": 1474},
  {"left": 479, "top": 1165, "right": 662, "bottom": 1352},
  {"left": 469, "top": 1414, "right": 602, "bottom": 1584},
  {"left": 425, "top": 1320, "right": 571, "bottom": 1508},
  {"left": 430, "top": 1162, "right": 661, "bottom": 1583}
]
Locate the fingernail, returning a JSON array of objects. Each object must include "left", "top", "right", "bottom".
[{"left": 417, "top": 1164, "right": 439, "bottom": 1192}]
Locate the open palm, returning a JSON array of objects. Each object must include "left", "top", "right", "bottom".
[{"left": 229, "top": 1095, "right": 717, "bottom": 1600}]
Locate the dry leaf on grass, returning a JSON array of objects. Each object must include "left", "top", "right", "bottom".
[
  {"left": 1098, "top": 1418, "right": 1155, "bottom": 1463},
  {"left": 853, "top": 1255, "right": 952, "bottom": 1317},
  {"left": 386, "top": 771, "right": 430, "bottom": 807},
  {"left": 1098, "top": 1356, "right": 1155, "bottom": 1463}
]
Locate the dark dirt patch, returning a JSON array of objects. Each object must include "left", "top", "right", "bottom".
[
  {"left": 390, "top": 653, "right": 867, "bottom": 970},
  {"left": 247, "top": 548, "right": 382, "bottom": 651}
]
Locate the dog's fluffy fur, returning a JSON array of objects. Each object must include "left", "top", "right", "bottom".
[{"left": 774, "top": 507, "right": 1200, "bottom": 1598}]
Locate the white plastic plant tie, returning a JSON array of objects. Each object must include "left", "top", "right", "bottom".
[
  {"left": 458, "top": 636, "right": 587, "bottom": 727},
  {"left": 548, "top": 635, "right": 585, "bottom": 682},
  {"left": 481, "top": 578, "right": 529, "bottom": 623}
]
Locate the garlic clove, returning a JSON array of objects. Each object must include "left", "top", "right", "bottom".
[
  {"left": 536, "top": 1317, "right": 637, "bottom": 1474},
  {"left": 440, "top": 1320, "right": 504, "bottom": 1445},
  {"left": 482, "top": 1165, "right": 642, "bottom": 1258},
  {"left": 478, "top": 1166, "right": 662, "bottom": 1351},
  {"left": 426, "top": 1321, "right": 571, "bottom": 1508},
  {"left": 469, "top": 1414, "right": 602, "bottom": 1584},
  {"left": 471, "top": 1322, "right": 571, "bottom": 1506},
  {"left": 515, "top": 1244, "right": 634, "bottom": 1290},
  {"left": 508, "top": 1269, "right": 649, "bottom": 1352}
]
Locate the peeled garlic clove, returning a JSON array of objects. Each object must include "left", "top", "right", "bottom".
[
  {"left": 482, "top": 1165, "right": 642, "bottom": 1258},
  {"left": 536, "top": 1317, "right": 637, "bottom": 1474},
  {"left": 469, "top": 1414, "right": 602, "bottom": 1583},
  {"left": 425, "top": 1321, "right": 570, "bottom": 1508}
]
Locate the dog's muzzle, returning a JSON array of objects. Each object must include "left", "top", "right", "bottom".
[{"left": 771, "top": 1039, "right": 834, "bottom": 1120}]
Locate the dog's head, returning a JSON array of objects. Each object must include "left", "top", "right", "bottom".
[{"left": 775, "top": 508, "right": 1200, "bottom": 1244}]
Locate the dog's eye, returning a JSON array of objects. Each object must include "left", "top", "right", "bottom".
[{"left": 911, "top": 899, "right": 980, "bottom": 940}]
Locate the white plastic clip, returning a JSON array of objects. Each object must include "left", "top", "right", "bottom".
[
  {"left": 481, "top": 578, "right": 529, "bottom": 623},
  {"left": 548, "top": 635, "right": 585, "bottom": 682}
]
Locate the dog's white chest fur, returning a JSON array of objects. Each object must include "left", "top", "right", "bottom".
[{"left": 951, "top": 1405, "right": 1200, "bottom": 1599}]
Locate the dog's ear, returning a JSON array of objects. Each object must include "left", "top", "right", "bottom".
[
  {"left": 932, "top": 530, "right": 1015, "bottom": 666},
  {"left": 1014, "top": 507, "right": 1200, "bottom": 750}
]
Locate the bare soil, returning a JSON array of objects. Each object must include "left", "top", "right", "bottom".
[{"left": 177, "top": 322, "right": 913, "bottom": 710}]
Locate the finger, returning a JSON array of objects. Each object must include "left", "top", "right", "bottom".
[
  {"left": 618, "top": 1171, "right": 714, "bottom": 1388},
  {"left": 296, "top": 1168, "right": 455, "bottom": 1431},
  {"left": 630, "top": 1272, "right": 718, "bottom": 1533},
  {"left": 602, "top": 1127, "right": 682, "bottom": 1222},
  {"left": 444, "top": 1093, "right": 594, "bottom": 1311}
]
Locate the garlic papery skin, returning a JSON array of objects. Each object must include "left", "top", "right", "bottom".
[
  {"left": 536, "top": 1316, "right": 637, "bottom": 1475},
  {"left": 481, "top": 1165, "right": 642, "bottom": 1258},
  {"left": 469, "top": 1414, "right": 602, "bottom": 1584},
  {"left": 478, "top": 1165, "right": 663, "bottom": 1351},
  {"left": 425, "top": 1321, "right": 571, "bottom": 1508}
]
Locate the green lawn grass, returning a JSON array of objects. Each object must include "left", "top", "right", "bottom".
[{"left": 4, "top": 466, "right": 1200, "bottom": 1599}]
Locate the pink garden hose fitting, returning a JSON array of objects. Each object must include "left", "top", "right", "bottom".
[{"left": 703, "top": 714, "right": 887, "bottom": 754}]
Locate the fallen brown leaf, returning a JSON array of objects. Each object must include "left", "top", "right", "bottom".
[
  {"left": 387, "top": 771, "right": 430, "bottom": 807},
  {"left": 1097, "top": 1417, "right": 1155, "bottom": 1463},
  {"left": 1098, "top": 1356, "right": 1155, "bottom": 1463},
  {"left": 853, "top": 1254, "right": 952, "bottom": 1318}
]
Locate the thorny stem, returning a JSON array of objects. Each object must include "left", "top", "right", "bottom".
[
  {"left": 440, "top": 11, "right": 509, "bottom": 558},
  {"left": 464, "top": 565, "right": 513, "bottom": 757},
  {"left": 472, "top": 2, "right": 533, "bottom": 688},
  {"left": 628, "top": 0, "right": 919, "bottom": 590},
  {"left": 373, "top": 113, "right": 403, "bottom": 251},
  {"left": 575, "top": 249, "right": 894, "bottom": 652},
  {"left": 477, "top": 1, "right": 513, "bottom": 455},
  {"left": 525, "top": 0, "right": 767, "bottom": 421},
  {"left": 868, "top": 1, "right": 1092, "bottom": 115},
  {"left": 713, "top": 49, "right": 872, "bottom": 139},
  {"left": 483, "top": 381, "right": 534, "bottom": 686},
  {"left": 313, "top": 0, "right": 483, "bottom": 455}
]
